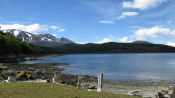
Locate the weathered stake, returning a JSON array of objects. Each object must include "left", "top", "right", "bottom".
[
  {"left": 171, "top": 86, "right": 175, "bottom": 98},
  {"left": 77, "top": 76, "right": 81, "bottom": 89},
  {"left": 97, "top": 73, "right": 103, "bottom": 92},
  {"left": 53, "top": 71, "right": 61, "bottom": 83}
]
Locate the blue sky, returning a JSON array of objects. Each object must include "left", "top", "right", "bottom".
[{"left": 0, "top": 0, "right": 175, "bottom": 46}]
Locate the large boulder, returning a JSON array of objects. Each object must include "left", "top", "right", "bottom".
[
  {"left": 128, "top": 90, "right": 143, "bottom": 97},
  {"left": 16, "top": 71, "right": 32, "bottom": 79}
]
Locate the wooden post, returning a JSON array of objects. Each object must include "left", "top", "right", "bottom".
[
  {"left": 171, "top": 86, "right": 175, "bottom": 98},
  {"left": 97, "top": 73, "right": 103, "bottom": 92},
  {"left": 53, "top": 71, "right": 61, "bottom": 83},
  {"left": 77, "top": 76, "right": 81, "bottom": 89}
]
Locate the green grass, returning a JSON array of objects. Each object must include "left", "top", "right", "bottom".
[{"left": 0, "top": 83, "right": 140, "bottom": 98}]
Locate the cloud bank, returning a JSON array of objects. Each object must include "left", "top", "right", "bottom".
[
  {"left": 123, "top": 0, "right": 168, "bottom": 10},
  {"left": 0, "top": 23, "right": 65, "bottom": 34},
  {"left": 134, "top": 26, "right": 175, "bottom": 40},
  {"left": 97, "top": 38, "right": 113, "bottom": 44},
  {"left": 166, "top": 42, "right": 175, "bottom": 47},
  {"left": 118, "top": 36, "right": 132, "bottom": 43}
]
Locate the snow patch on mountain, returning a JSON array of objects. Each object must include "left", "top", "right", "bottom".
[
  {"left": 1, "top": 29, "right": 74, "bottom": 46},
  {"left": 13, "top": 30, "right": 20, "bottom": 36}
]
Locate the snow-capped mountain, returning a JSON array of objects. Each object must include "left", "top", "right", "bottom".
[
  {"left": 2, "top": 29, "right": 74, "bottom": 46},
  {"left": 57, "top": 37, "right": 74, "bottom": 44},
  {"left": 38, "top": 34, "right": 57, "bottom": 42},
  {"left": 2, "top": 29, "right": 40, "bottom": 42},
  {"left": 38, "top": 34, "right": 74, "bottom": 43}
]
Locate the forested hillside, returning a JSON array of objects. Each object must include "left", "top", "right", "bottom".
[{"left": 0, "top": 31, "right": 33, "bottom": 57}]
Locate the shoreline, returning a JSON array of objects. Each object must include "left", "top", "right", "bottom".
[{"left": 1, "top": 63, "right": 175, "bottom": 97}]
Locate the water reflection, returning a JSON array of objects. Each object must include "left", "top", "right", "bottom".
[{"left": 20, "top": 53, "right": 175, "bottom": 82}]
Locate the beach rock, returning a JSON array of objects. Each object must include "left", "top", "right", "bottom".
[
  {"left": 16, "top": 77, "right": 27, "bottom": 81},
  {"left": 171, "top": 93, "right": 175, "bottom": 98},
  {"left": 4, "top": 76, "right": 17, "bottom": 82},
  {"left": 1, "top": 69, "right": 16, "bottom": 78},
  {"left": 62, "top": 80, "right": 77, "bottom": 86},
  {"left": 142, "top": 92, "right": 157, "bottom": 98},
  {"left": 81, "top": 82, "right": 97, "bottom": 89},
  {"left": 0, "top": 66, "right": 8, "bottom": 70},
  {"left": 128, "top": 90, "right": 143, "bottom": 97},
  {"left": 159, "top": 80, "right": 166, "bottom": 84},
  {"left": 164, "top": 94, "right": 170, "bottom": 98},
  {"left": 157, "top": 92, "right": 164, "bottom": 98},
  {"left": 16, "top": 71, "right": 32, "bottom": 79},
  {"left": 88, "top": 85, "right": 96, "bottom": 89},
  {"left": 0, "top": 76, "right": 4, "bottom": 82},
  {"left": 27, "top": 67, "right": 35, "bottom": 71}
]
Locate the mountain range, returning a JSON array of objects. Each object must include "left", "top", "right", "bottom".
[
  {"left": 1, "top": 29, "right": 175, "bottom": 54},
  {"left": 2, "top": 29, "right": 74, "bottom": 47}
]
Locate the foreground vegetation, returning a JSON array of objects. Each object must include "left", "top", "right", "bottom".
[{"left": 0, "top": 83, "right": 139, "bottom": 98}]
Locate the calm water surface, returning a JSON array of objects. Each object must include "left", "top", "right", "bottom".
[{"left": 20, "top": 53, "right": 175, "bottom": 82}]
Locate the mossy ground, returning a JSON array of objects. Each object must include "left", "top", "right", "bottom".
[{"left": 0, "top": 82, "right": 140, "bottom": 98}]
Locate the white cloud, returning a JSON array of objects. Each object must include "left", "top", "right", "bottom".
[
  {"left": 166, "top": 42, "right": 175, "bottom": 47},
  {"left": 0, "top": 23, "right": 65, "bottom": 34},
  {"left": 77, "top": 41, "right": 89, "bottom": 44},
  {"left": 50, "top": 25, "right": 65, "bottom": 32},
  {"left": 118, "top": 36, "right": 132, "bottom": 43},
  {"left": 123, "top": 0, "right": 168, "bottom": 10},
  {"left": 118, "top": 12, "right": 138, "bottom": 19},
  {"left": 134, "top": 26, "right": 175, "bottom": 40},
  {"left": 97, "top": 20, "right": 114, "bottom": 24},
  {"left": 0, "top": 23, "right": 47, "bottom": 34},
  {"left": 97, "top": 38, "right": 113, "bottom": 44}
]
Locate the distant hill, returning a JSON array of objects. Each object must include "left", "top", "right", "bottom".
[
  {"left": 132, "top": 40, "right": 153, "bottom": 44},
  {"left": 42, "top": 42, "right": 175, "bottom": 54}
]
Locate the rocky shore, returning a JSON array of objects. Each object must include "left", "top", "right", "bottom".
[
  {"left": 1, "top": 63, "right": 175, "bottom": 98},
  {"left": 0, "top": 63, "right": 97, "bottom": 85}
]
